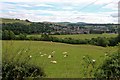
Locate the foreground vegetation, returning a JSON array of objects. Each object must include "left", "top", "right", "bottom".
[{"left": 2, "top": 40, "right": 118, "bottom": 78}]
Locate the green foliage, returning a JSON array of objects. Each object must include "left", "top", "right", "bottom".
[
  {"left": 2, "top": 61, "right": 46, "bottom": 80},
  {"left": 2, "top": 22, "right": 53, "bottom": 35},
  {"left": 17, "top": 33, "right": 27, "bottom": 40},
  {"left": 96, "top": 37, "right": 109, "bottom": 47},
  {"left": 81, "top": 55, "right": 96, "bottom": 78},
  {"left": 41, "top": 34, "right": 50, "bottom": 41},
  {"left": 108, "top": 37, "right": 118, "bottom": 46},
  {"left": 2, "top": 45, "right": 46, "bottom": 79},
  {"left": 117, "top": 34, "right": 120, "bottom": 42},
  {"left": 0, "top": 30, "right": 2, "bottom": 40},
  {"left": 2, "top": 30, "right": 15, "bottom": 40},
  {"left": 94, "top": 45, "right": 120, "bottom": 78}
]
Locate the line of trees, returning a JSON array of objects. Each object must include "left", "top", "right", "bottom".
[{"left": 2, "top": 30, "right": 120, "bottom": 47}]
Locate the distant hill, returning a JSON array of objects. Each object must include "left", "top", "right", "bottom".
[
  {"left": 1, "top": 18, "right": 31, "bottom": 24},
  {"left": 1, "top": 18, "right": 119, "bottom": 26}
]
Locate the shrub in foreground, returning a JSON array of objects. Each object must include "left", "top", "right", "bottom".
[
  {"left": 2, "top": 61, "right": 46, "bottom": 80},
  {"left": 94, "top": 45, "right": 120, "bottom": 78}
]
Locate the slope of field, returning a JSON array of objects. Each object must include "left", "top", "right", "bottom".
[
  {"left": 2, "top": 40, "right": 117, "bottom": 78},
  {"left": 52, "top": 33, "right": 117, "bottom": 40},
  {"left": 1, "top": 18, "right": 31, "bottom": 24}
]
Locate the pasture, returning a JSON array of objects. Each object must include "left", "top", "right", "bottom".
[{"left": 2, "top": 40, "right": 117, "bottom": 78}]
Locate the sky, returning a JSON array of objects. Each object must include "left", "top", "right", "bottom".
[{"left": 0, "top": 0, "right": 119, "bottom": 23}]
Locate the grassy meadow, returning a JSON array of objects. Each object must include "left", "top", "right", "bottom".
[{"left": 2, "top": 40, "right": 118, "bottom": 78}]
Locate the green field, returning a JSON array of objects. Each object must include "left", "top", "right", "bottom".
[
  {"left": 52, "top": 33, "right": 118, "bottom": 40},
  {"left": 2, "top": 40, "right": 117, "bottom": 78}
]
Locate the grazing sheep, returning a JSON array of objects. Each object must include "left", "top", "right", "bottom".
[
  {"left": 48, "top": 55, "right": 53, "bottom": 59},
  {"left": 51, "top": 60, "right": 57, "bottom": 64},
  {"left": 41, "top": 55, "right": 44, "bottom": 57},
  {"left": 64, "top": 54, "right": 68, "bottom": 58},
  {"left": 62, "top": 52, "right": 67, "bottom": 54}
]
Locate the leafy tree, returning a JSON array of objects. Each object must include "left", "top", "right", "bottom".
[
  {"left": 96, "top": 37, "right": 109, "bottom": 47},
  {"left": 40, "top": 34, "right": 50, "bottom": 41},
  {"left": 2, "top": 30, "right": 15, "bottom": 40},
  {"left": 18, "top": 33, "right": 27, "bottom": 40},
  {"left": 2, "top": 30, "right": 9, "bottom": 40},
  {"left": 9, "top": 31, "right": 15, "bottom": 40}
]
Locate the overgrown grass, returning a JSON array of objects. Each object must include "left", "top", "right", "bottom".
[{"left": 2, "top": 40, "right": 118, "bottom": 78}]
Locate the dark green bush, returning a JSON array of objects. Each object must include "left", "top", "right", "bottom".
[
  {"left": 2, "top": 61, "right": 46, "bottom": 80},
  {"left": 94, "top": 45, "right": 120, "bottom": 78}
]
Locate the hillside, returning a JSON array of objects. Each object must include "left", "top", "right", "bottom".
[{"left": 1, "top": 18, "right": 31, "bottom": 24}]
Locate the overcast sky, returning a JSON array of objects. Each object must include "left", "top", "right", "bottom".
[{"left": 0, "top": 0, "right": 119, "bottom": 23}]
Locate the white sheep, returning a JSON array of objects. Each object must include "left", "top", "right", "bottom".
[
  {"left": 41, "top": 55, "right": 44, "bottom": 57},
  {"left": 62, "top": 52, "right": 67, "bottom": 54},
  {"left": 48, "top": 55, "right": 53, "bottom": 59},
  {"left": 64, "top": 54, "right": 68, "bottom": 58},
  {"left": 51, "top": 60, "right": 57, "bottom": 64}
]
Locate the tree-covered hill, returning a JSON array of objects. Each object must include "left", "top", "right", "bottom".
[{"left": 1, "top": 18, "right": 31, "bottom": 24}]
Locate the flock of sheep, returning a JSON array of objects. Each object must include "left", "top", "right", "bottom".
[{"left": 39, "top": 51, "right": 68, "bottom": 64}]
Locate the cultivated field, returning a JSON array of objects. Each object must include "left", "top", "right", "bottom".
[{"left": 2, "top": 40, "right": 117, "bottom": 78}]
